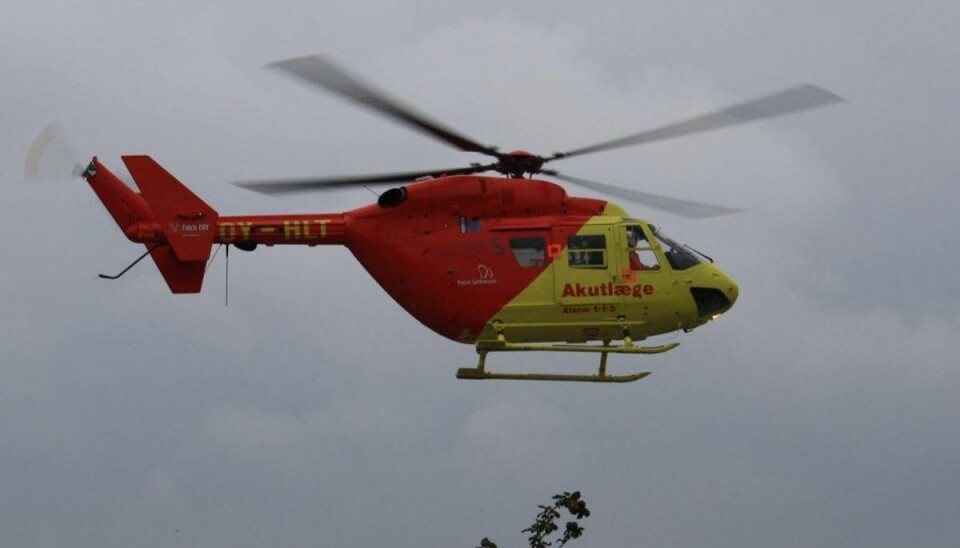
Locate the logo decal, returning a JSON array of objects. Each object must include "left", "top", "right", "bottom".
[
  {"left": 456, "top": 264, "right": 498, "bottom": 287},
  {"left": 168, "top": 221, "right": 210, "bottom": 236}
]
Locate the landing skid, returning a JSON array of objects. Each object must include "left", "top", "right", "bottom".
[
  {"left": 456, "top": 336, "right": 679, "bottom": 383},
  {"left": 456, "top": 367, "right": 649, "bottom": 383}
]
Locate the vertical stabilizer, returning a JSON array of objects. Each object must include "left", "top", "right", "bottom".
[
  {"left": 121, "top": 156, "right": 219, "bottom": 293},
  {"left": 122, "top": 155, "right": 219, "bottom": 262}
]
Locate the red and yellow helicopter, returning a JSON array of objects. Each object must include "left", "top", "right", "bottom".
[{"left": 40, "top": 56, "right": 840, "bottom": 383}]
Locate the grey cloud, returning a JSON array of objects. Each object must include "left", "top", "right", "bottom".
[{"left": 2, "top": 1, "right": 959, "bottom": 547}]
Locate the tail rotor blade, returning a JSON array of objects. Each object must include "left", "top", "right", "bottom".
[{"left": 25, "top": 123, "right": 84, "bottom": 181}]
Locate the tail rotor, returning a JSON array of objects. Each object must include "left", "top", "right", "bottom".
[{"left": 24, "top": 123, "right": 85, "bottom": 182}]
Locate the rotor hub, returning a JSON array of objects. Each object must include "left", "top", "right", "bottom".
[{"left": 497, "top": 150, "right": 546, "bottom": 178}]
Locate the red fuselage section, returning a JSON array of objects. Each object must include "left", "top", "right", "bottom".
[{"left": 217, "top": 175, "right": 608, "bottom": 341}]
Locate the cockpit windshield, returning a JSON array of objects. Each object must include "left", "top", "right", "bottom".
[{"left": 650, "top": 225, "right": 705, "bottom": 271}]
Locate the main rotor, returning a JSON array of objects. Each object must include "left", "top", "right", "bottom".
[{"left": 236, "top": 55, "right": 842, "bottom": 218}]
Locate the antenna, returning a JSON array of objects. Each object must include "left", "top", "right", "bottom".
[
  {"left": 205, "top": 244, "right": 230, "bottom": 306},
  {"left": 225, "top": 244, "right": 230, "bottom": 307}
]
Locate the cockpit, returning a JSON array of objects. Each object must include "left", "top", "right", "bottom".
[
  {"left": 648, "top": 224, "right": 712, "bottom": 270},
  {"left": 623, "top": 220, "right": 736, "bottom": 321},
  {"left": 623, "top": 222, "right": 711, "bottom": 272}
]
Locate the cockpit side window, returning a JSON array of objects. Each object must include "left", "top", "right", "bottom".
[
  {"left": 567, "top": 234, "right": 607, "bottom": 268},
  {"left": 625, "top": 225, "right": 660, "bottom": 271}
]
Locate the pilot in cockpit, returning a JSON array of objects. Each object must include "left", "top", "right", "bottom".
[{"left": 626, "top": 226, "right": 650, "bottom": 271}]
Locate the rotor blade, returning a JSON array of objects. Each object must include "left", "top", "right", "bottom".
[
  {"left": 549, "top": 172, "right": 743, "bottom": 219},
  {"left": 235, "top": 164, "right": 496, "bottom": 195},
  {"left": 270, "top": 55, "right": 501, "bottom": 158},
  {"left": 24, "top": 122, "right": 84, "bottom": 181},
  {"left": 553, "top": 84, "right": 842, "bottom": 160}
]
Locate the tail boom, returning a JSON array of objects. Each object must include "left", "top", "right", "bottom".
[
  {"left": 83, "top": 157, "right": 348, "bottom": 294},
  {"left": 215, "top": 214, "right": 346, "bottom": 247},
  {"left": 82, "top": 158, "right": 159, "bottom": 242}
]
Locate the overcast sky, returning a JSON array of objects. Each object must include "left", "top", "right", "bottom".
[{"left": 2, "top": 1, "right": 959, "bottom": 547}]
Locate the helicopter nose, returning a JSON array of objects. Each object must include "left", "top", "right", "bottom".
[
  {"left": 721, "top": 269, "right": 739, "bottom": 306},
  {"left": 725, "top": 275, "right": 739, "bottom": 309},
  {"left": 689, "top": 266, "right": 739, "bottom": 320}
]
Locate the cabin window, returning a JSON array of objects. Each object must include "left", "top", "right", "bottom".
[
  {"left": 509, "top": 237, "right": 546, "bottom": 268},
  {"left": 567, "top": 234, "right": 607, "bottom": 268},
  {"left": 626, "top": 226, "right": 659, "bottom": 271}
]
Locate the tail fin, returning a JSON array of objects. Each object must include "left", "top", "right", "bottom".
[
  {"left": 82, "top": 156, "right": 218, "bottom": 293},
  {"left": 122, "top": 156, "right": 218, "bottom": 261},
  {"left": 122, "top": 156, "right": 219, "bottom": 293},
  {"left": 147, "top": 246, "right": 209, "bottom": 293}
]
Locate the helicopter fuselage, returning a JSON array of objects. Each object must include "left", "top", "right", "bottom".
[{"left": 213, "top": 174, "right": 739, "bottom": 345}]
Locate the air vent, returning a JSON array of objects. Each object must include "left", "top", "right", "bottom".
[
  {"left": 690, "top": 288, "right": 731, "bottom": 318},
  {"left": 378, "top": 187, "right": 408, "bottom": 208}
]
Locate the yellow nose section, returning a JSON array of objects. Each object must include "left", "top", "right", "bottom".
[
  {"left": 688, "top": 264, "right": 738, "bottom": 320},
  {"left": 722, "top": 271, "right": 739, "bottom": 309}
]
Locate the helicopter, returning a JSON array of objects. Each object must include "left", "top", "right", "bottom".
[{"left": 51, "top": 56, "right": 841, "bottom": 383}]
